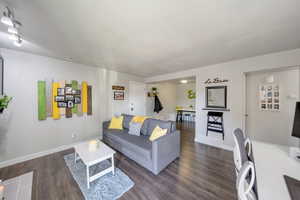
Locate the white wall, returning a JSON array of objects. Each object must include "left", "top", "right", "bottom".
[
  {"left": 246, "top": 68, "right": 300, "bottom": 146},
  {"left": 0, "top": 49, "right": 143, "bottom": 162},
  {"left": 176, "top": 82, "right": 196, "bottom": 109},
  {"left": 104, "top": 70, "right": 144, "bottom": 120},
  {"left": 146, "top": 48, "right": 300, "bottom": 150},
  {"left": 129, "top": 81, "right": 146, "bottom": 116},
  {"left": 146, "top": 82, "right": 177, "bottom": 120},
  {"left": 145, "top": 82, "right": 196, "bottom": 120}
]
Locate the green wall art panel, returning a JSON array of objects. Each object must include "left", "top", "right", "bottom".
[
  {"left": 37, "top": 81, "right": 47, "bottom": 120},
  {"left": 71, "top": 80, "right": 78, "bottom": 114}
]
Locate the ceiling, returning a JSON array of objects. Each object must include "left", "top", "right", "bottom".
[
  {"left": 1, "top": 0, "right": 300, "bottom": 77},
  {"left": 154, "top": 77, "right": 196, "bottom": 84}
]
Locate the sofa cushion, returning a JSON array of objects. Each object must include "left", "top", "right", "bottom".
[
  {"left": 147, "top": 119, "right": 173, "bottom": 135},
  {"left": 140, "top": 119, "right": 150, "bottom": 136},
  {"left": 170, "top": 121, "right": 177, "bottom": 132},
  {"left": 122, "top": 114, "right": 134, "bottom": 129},
  {"left": 108, "top": 116, "right": 123, "bottom": 130},
  {"left": 131, "top": 116, "right": 148, "bottom": 123},
  {"left": 103, "top": 128, "right": 128, "bottom": 136},
  {"left": 128, "top": 122, "right": 142, "bottom": 136},
  {"left": 104, "top": 129, "right": 152, "bottom": 160},
  {"left": 149, "top": 125, "right": 168, "bottom": 141}
]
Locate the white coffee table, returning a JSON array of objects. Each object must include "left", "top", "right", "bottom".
[{"left": 74, "top": 140, "right": 116, "bottom": 188}]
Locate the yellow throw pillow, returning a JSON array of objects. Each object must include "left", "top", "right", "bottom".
[
  {"left": 131, "top": 116, "right": 148, "bottom": 124},
  {"left": 108, "top": 116, "right": 124, "bottom": 130},
  {"left": 149, "top": 126, "right": 167, "bottom": 141}
]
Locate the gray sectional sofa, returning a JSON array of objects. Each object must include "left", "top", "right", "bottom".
[{"left": 102, "top": 114, "right": 180, "bottom": 175}]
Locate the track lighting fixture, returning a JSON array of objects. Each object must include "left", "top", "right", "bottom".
[
  {"left": 1, "top": 6, "right": 23, "bottom": 47},
  {"left": 8, "top": 33, "right": 18, "bottom": 41},
  {"left": 8, "top": 26, "right": 18, "bottom": 34},
  {"left": 13, "top": 37, "right": 22, "bottom": 47},
  {"left": 1, "top": 15, "right": 13, "bottom": 26}
]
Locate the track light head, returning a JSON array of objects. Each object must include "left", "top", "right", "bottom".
[
  {"left": 1, "top": 7, "right": 14, "bottom": 26},
  {"left": 8, "top": 26, "right": 18, "bottom": 34},
  {"left": 13, "top": 37, "right": 22, "bottom": 47},
  {"left": 1, "top": 15, "right": 13, "bottom": 26}
]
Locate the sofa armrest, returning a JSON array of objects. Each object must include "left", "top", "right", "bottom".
[
  {"left": 152, "top": 130, "right": 180, "bottom": 175},
  {"left": 103, "top": 121, "right": 111, "bottom": 130}
]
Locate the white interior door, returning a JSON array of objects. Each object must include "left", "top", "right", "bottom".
[
  {"left": 129, "top": 81, "right": 146, "bottom": 115},
  {"left": 245, "top": 68, "right": 300, "bottom": 146}
]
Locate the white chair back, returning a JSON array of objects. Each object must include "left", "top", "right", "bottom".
[
  {"left": 233, "top": 129, "right": 248, "bottom": 174},
  {"left": 244, "top": 137, "right": 252, "bottom": 157},
  {"left": 236, "top": 161, "right": 257, "bottom": 200}
]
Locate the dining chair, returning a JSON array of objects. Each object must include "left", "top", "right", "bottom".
[
  {"left": 236, "top": 161, "right": 257, "bottom": 200},
  {"left": 233, "top": 129, "right": 249, "bottom": 174},
  {"left": 235, "top": 128, "right": 253, "bottom": 158},
  {"left": 183, "top": 113, "right": 191, "bottom": 121}
]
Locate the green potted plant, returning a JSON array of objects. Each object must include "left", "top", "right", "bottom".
[
  {"left": 0, "top": 95, "right": 12, "bottom": 113},
  {"left": 187, "top": 90, "right": 196, "bottom": 109},
  {"left": 187, "top": 90, "right": 196, "bottom": 99}
]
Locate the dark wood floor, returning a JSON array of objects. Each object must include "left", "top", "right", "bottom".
[{"left": 0, "top": 122, "right": 237, "bottom": 200}]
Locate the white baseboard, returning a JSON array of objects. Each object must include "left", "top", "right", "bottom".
[
  {"left": 0, "top": 137, "right": 99, "bottom": 169},
  {"left": 194, "top": 138, "right": 233, "bottom": 151}
]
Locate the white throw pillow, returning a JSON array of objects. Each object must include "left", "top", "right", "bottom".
[{"left": 128, "top": 122, "right": 142, "bottom": 136}]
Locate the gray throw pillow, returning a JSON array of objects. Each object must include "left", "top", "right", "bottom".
[
  {"left": 128, "top": 122, "right": 142, "bottom": 136},
  {"left": 122, "top": 114, "right": 134, "bottom": 129},
  {"left": 140, "top": 119, "right": 149, "bottom": 135}
]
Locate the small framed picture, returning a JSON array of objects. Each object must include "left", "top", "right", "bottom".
[
  {"left": 67, "top": 101, "right": 74, "bottom": 108},
  {"left": 267, "top": 98, "right": 272, "bottom": 103},
  {"left": 65, "top": 87, "right": 73, "bottom": 95},
  {"left": 74, "top": 96, "right": 81, "bottom": 104},
  {"left": 57, "top": 88, "right": 65, "bottom": 96},
  {"left": 267, "top": 92, "right": 272, "bottom": 97},
  {"left": 55, "top": 96, "right": 65, "bottom": 102},
  {"left": 274, "top": 104, "right": 280, "bottom": 110},
  {"left": 57, "top": 102, "right": 67, "bottom": 108},
  {"left": 65, "top": 95, "right": 74, "bottom": 101},
  {"left": 274, "top": 98, "right": 279, "bottom": 103},
  {"left": 114, "top": 91, "right": 124, "bottom": 100},
  {"left": 261, "top": 104, "right": 266, "bottom": 109},
  {"left": 267, "top": 104, "right": 272, "bottom": 109},
  {"left": 267, "top": 86, "right": 272, "bottom": 91},
  {"left": 274, "top": 92, "right": 279, "bottom": 97},
  {"left": 72, "top": 89, "right": 81, "bottom": 95}
]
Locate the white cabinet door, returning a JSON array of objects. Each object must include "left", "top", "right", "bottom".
[{"left": 129, "top": 81, "right": 146, "bottom": 115}]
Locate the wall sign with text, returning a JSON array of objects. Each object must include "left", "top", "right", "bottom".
[
  {"left": 204, "top": 78, "right": 229, "bottom": 84},
  {"left": 112, "top": 85, "right": 125, "bottom": 90}
]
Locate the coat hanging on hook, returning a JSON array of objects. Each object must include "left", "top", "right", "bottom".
[{"left": 154, "top": 95, "right": 163, "bottom": 113}]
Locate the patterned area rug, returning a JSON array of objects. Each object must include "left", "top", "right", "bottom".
[{"left": 64, "top": 154, "right": 134, "bottom": 200}]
